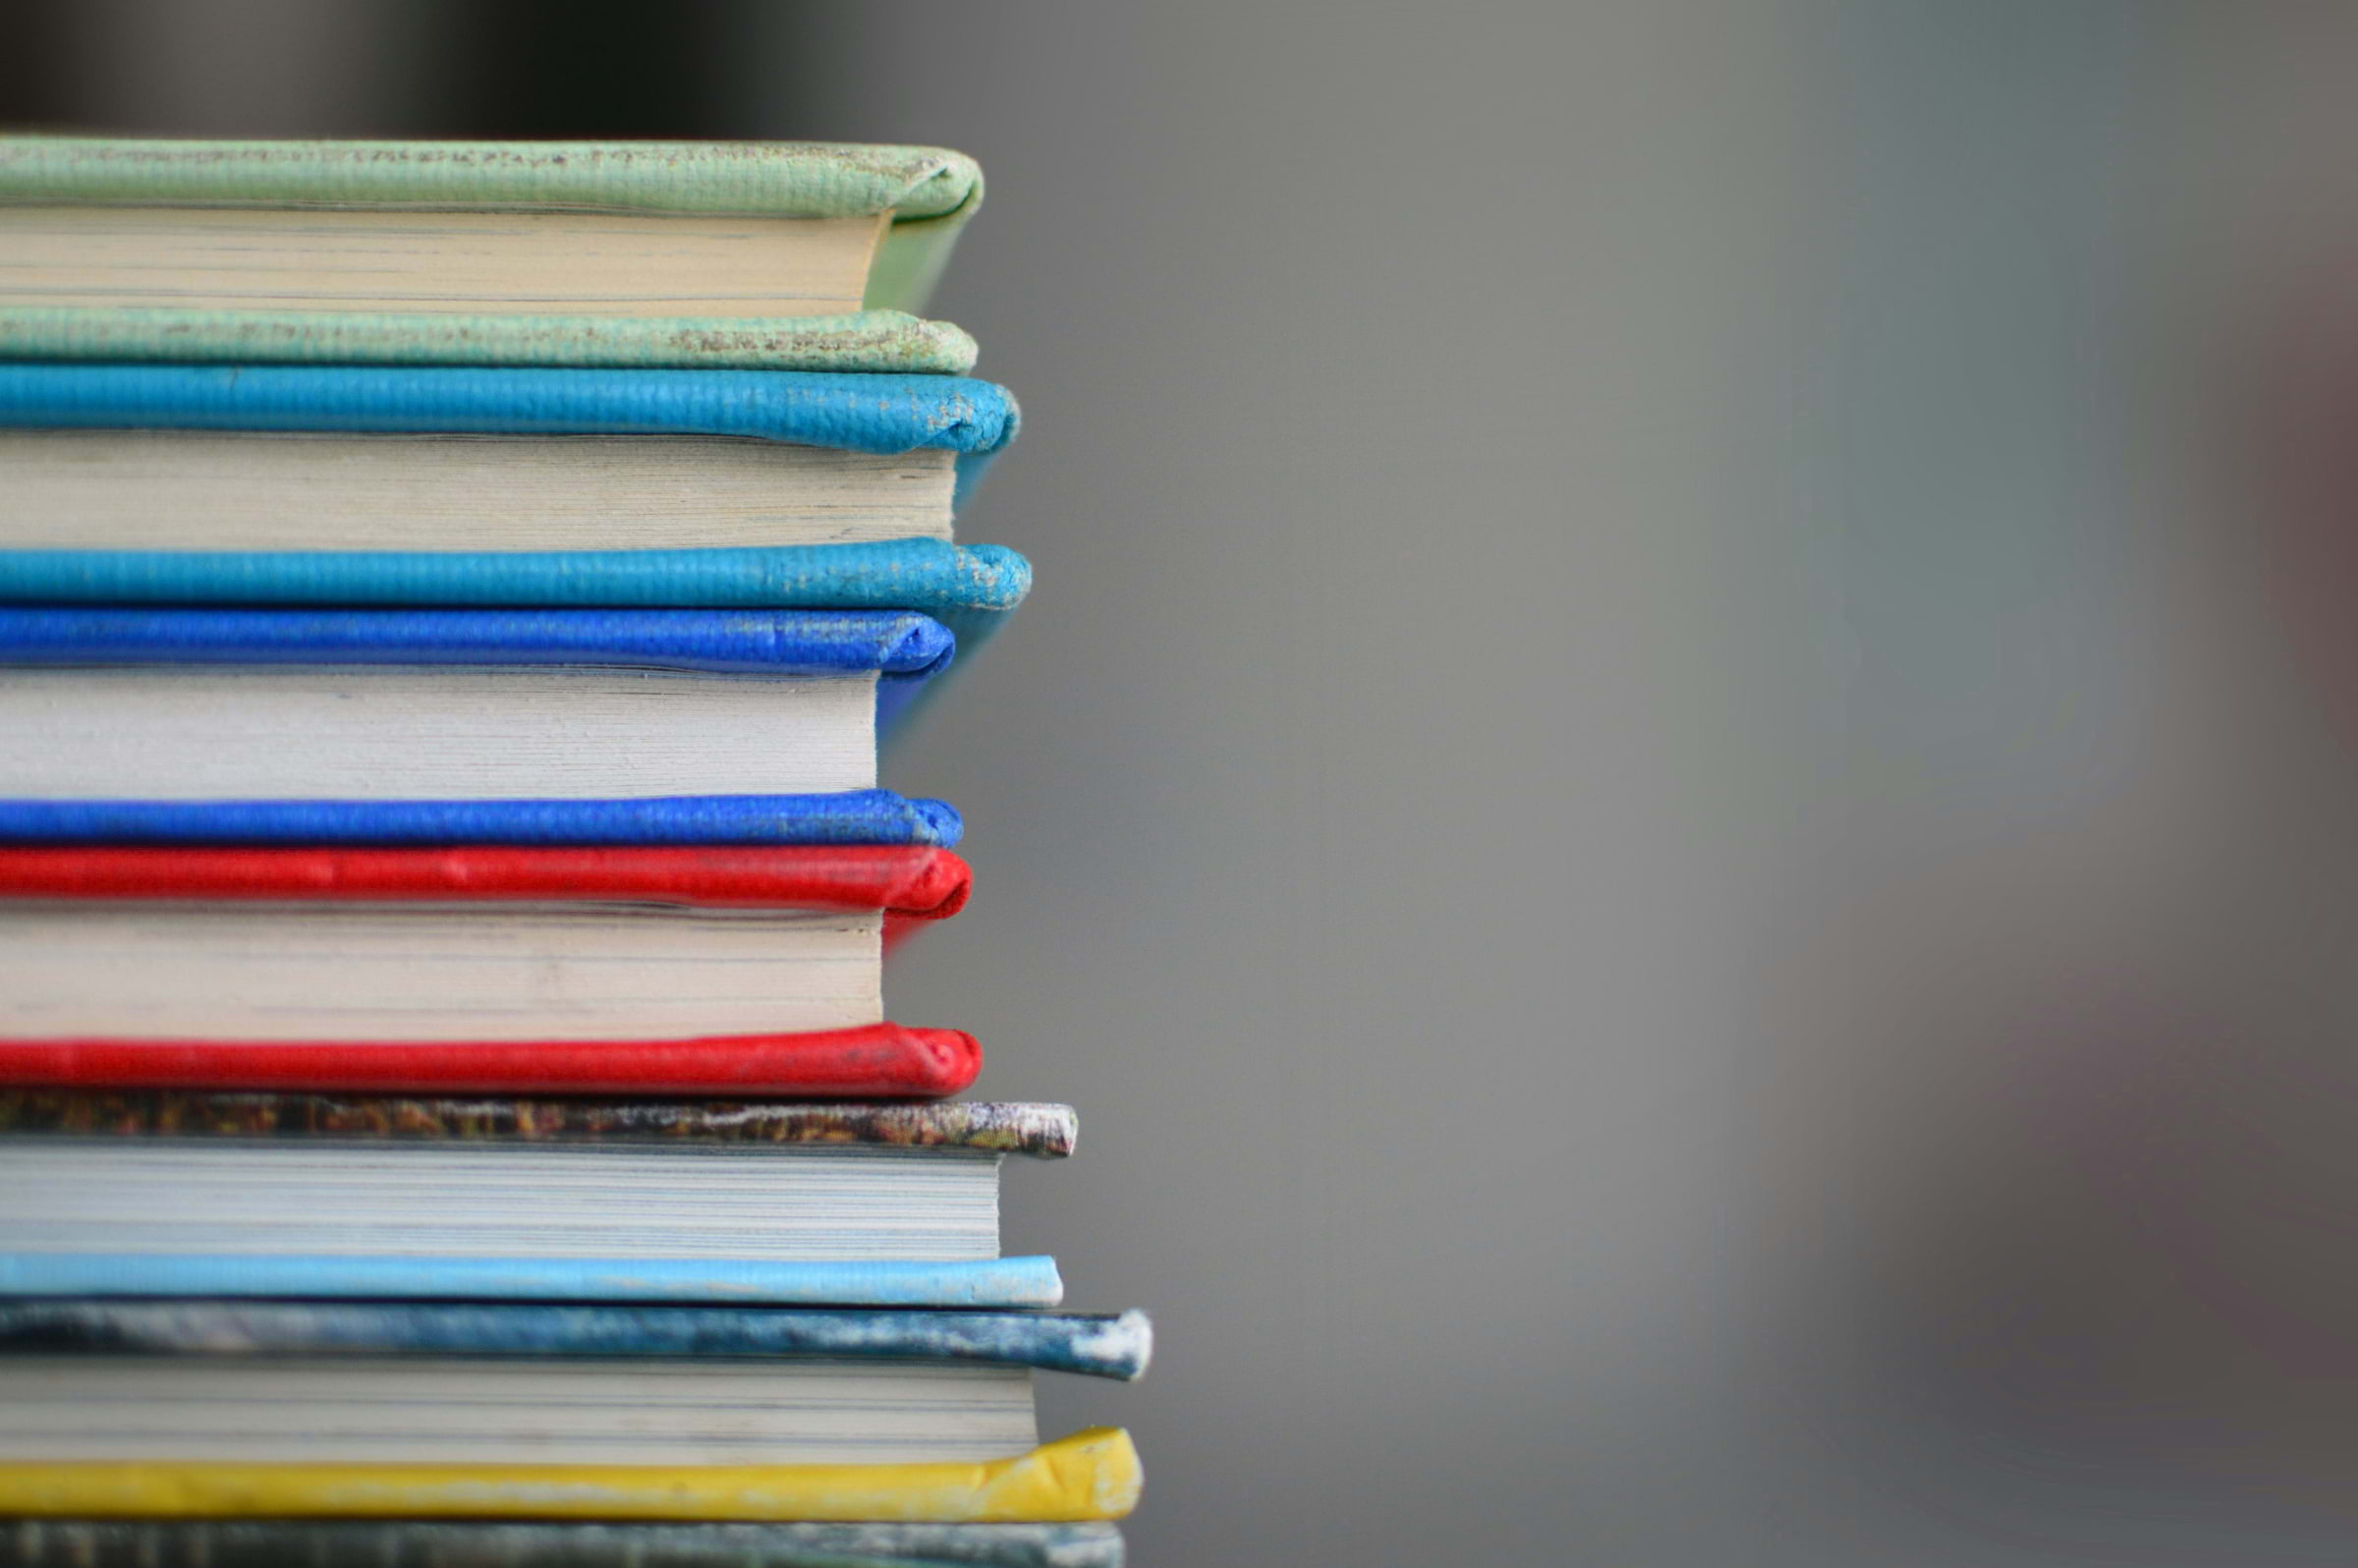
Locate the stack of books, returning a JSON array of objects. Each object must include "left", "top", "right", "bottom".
[{"left": 0, "top": 138, "right": 1143, "bottom": 1568}]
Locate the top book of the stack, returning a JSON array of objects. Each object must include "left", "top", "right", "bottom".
[{"left": 0, "top": 139, "right": 984, "bottom": 372}]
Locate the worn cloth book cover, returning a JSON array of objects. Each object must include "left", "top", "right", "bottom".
[
  {"left": 0, "top": 1519, "right": 1126, "bottom": 1568},
  {"left": 0, "top": 1092, "right": 1074, "bottom": 1151},
  {"left": 0, "top": 139, "right": 985, "bottom": 371},
  {"left": 0, "top": 605, "right": 955, "bottom": 757},
  {"left": 0, "top": 847, "right": 970, "bottom": 1061},
  {"left": 0, "top": 605, "right": 953, "bottom": 678},
  {"left": 0, "top": 844, "right": 971, "bottom": 917},
  {"left": 0, "top": 364, "right": 1020, "bottom": 503},
  {"left": 0, "top": 1302, "right": 1151, "bottom": 1380},
  {"left": 0, "top": 1428, "right": 1138, "bottom": 1523},
  {"left": 0, "top": 1022, "right": 984, "bottom": 1099},
  {"left": 0, "top": 541, "right": 1030, "bottom": 681},
  {"left": 0, "top": 792, "right": 963, "bottom": 848}
]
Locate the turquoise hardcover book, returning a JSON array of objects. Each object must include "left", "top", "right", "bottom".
[{"left": 0, "top": 365, "right": 1030, "bottom": 656}]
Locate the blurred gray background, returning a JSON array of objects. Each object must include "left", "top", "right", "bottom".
[{"left": 18, "top": 1, "right": 2358, "bottom": 1561}]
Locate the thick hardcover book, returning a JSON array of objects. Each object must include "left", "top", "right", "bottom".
[
  {"left": 0, "top": 847, "right": 970, "bottom": 1048},
  {"left": 0, "top": 1303, "right": 1152, "bottom": 1380},
  {"left": 0, "top": 1022, "right": 983, "bottom": 1098},
  {"left": 0, "top": 1520, "right": 1126, "bottom": 1568},
  {"left": 0, "top": 1428, "right": 1139, "bottom": 1522},
  {"left": 0, "top": 139, "right": 985, "bottom": 370},
  {"left": 0, "top": 364, "right": 1020, "bottom": 512},
  {"left": 0, "top": 792, "right": 964, "bottom": 848},
  {"left": 0, "top": 608, "right": 955, "bottom": 796}
]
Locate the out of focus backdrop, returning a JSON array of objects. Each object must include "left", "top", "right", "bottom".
[{"left": 16, "top": 2, "right": 2358, "bottom": 1560}]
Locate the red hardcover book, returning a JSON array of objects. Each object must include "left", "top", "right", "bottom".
[
  {"left": 0, "top": 844, "right": 969, "bottom": 921},
  {"left": 0, "top": 1022, "right": 981, "bottom": 1098},
  {"left": 0, "top": 846, "right": 979, "bottom": 1096}
]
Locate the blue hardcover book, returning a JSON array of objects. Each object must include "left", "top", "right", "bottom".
[
  {"left": 0, "top": 1302, "right": 1153, "bottom": 1379},
  {"left": 0, "top": 363, "right": 1018, "bottom": 502},
  {"left": 0, "top": 365, "right": 1032, "bottom": 661},
  {"left": 0, "top": 367, "right": 1038, "bottom": 684},
  {"left": 0, "top": 607, "right": 952, "bottom": 811},
  {"left": 0, "top": 791, "right": 961, "bottom": 847}
]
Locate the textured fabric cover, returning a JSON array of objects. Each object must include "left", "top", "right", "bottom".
[
  {"left": 0, "top": 308, "right": 979, "bottom": 373},
  {"left": 0, "top": 1301, "right": 1152, "bottom": 1380},
  {"left": 0, "top": 606, "right": 953, "bottom": 678},
  {"left": 0, "top": 139, "right": 982, "bottom": 219},
  {"left": 0, "top": 1024, "right": 985, "bottom": 1101},
  {"left": 0, "top": 364, "right": 1017, "bottom": 452},
  {"left": 0, "top": 793, "right": 963, "bottom": 847},
  {"left": 0, "top": 541, "right": 1031, "bottom": 664}
]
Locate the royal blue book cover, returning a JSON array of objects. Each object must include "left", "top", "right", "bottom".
[
  {"left": 0, "top": 792, "right": 961, "bottom": 847},
  {"left": 0, "top": 605, "right": 949, "bottom": 675},
  {"left": 0, "top": 605, "right": 952, "bottom": 735},
  {"left": 0, "top": 1302, "right": 1151, "bottom": 1379}
]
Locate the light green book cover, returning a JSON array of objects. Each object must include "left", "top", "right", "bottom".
[{"left": 0, "top": 139, "right": 984, "bottom": 371}]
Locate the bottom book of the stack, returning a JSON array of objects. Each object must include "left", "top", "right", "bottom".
[
  {"left": 1, "top": 1520, "right": 1125, "bottom": 1568},
  {"left": 0, "top": 1093, "right": 1147, "bottom": 1560}
]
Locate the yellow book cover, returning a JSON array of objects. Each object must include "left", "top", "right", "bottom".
[{"left": 0, "top": 1428, "right": 1139, "bottom": 1523}]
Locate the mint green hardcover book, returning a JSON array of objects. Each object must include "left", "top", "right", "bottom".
[{"left": 0, "top": 140, "right": 985, "bottom": 371}]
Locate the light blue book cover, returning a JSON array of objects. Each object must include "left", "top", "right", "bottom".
[
  {"left": 0, "top": 1255, "right": 1064, "bottom": 1310},
  {"left": 0, "top": 366, "right": 1034, "bottom": 676},
  {"left": 0, "top": 364, "right": 1019, "bottom": 497}
]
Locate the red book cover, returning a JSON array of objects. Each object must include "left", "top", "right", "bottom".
[
  {"left": 0, "top": 843, "right": 970, "bottom": 942},
  {"left": 0, "top": 847, "right": 980, "bottom": 1095},
  {"left": 0, "top": 1022, "right": 981, "bottom": 1099}
]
